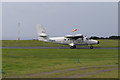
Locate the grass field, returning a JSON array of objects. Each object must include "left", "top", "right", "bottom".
[
  {"left": 2, "top": 49, "right": 118, "bottom": 78},
  {"left": 2, "top": 39, "right": 119, "bottom": 48},
  {"left": 2, "top": 40, "right": 119, "bottom": 78}
]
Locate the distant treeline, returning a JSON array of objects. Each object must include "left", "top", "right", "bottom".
[{"left": 90, "top": 36, "right": 120, "bottom": 39}]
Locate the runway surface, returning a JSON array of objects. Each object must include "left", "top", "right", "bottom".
[{"left": 0, "top": 46, "right": 120, "bottom": 49}]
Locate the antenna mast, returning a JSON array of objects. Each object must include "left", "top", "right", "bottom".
[{"left": 17, "top": 22, "right": 21, "bottom": 40}]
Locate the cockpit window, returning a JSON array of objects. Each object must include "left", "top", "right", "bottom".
[{"left": 86, "top": 38, "right": 90, "bottom": 40}]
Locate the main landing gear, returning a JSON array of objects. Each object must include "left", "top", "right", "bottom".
[
  {"left": 90, "top": 45, "right": 93, "bottom": 49},
  {"left": 70, "top": 45, "right": 94, "bottom": 49},
  {"left": 70, "top": 45, "right": 76, "bottom": 49}
]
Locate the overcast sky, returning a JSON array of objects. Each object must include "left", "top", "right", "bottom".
[{"left": 2, "top": 2, "right": 118, "bottom": 40}]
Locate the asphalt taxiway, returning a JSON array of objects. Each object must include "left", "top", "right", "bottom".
[{"left": 0, "top": 46, "right": 120, "bottom": 49}]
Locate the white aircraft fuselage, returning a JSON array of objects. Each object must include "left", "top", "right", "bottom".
[
  {"left": 37, "top": 24, "right": 99, "bottom": 49},
  {"left": 49, "top": 37, "right": 98, "bottom": 45}
]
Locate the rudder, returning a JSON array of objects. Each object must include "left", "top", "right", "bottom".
[{"left": 36, "top": 24, "right": 48, "bottom": 41}]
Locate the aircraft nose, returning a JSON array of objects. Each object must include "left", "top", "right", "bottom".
[{"left": 97, "top": 41, "right": 100, "bottom": 44}]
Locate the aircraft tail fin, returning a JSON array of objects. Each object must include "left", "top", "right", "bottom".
[{"left": 36, "top": 24, "right": 48, "bottom": 41}]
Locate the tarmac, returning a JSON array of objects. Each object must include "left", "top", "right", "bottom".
[{"left": 0, "top": 46, "right": 120, "bottom": 49}]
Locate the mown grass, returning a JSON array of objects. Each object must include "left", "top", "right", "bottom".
[
  {"left": 2, "top": 40, "right": 68, "bottom": 47},
  {"left": 95, "top": 39, "right": 119, "bottom": 48},
  {"left": 87, "top": 70, "right": 118, "bottom": 78},
  {"left": 0, "top": 48, "right": 1, "bottom": 78},
  {"left": 1, "top": 39, "right": 119, "bottom": 48},
  {"left": 2, "top": 49, "right": 118, "bottom": 78},
  {"left": 38, "top": 66, "right": 118, "bottom": 78}
]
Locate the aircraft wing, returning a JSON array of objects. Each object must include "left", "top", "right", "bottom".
[{"left": 65, "top": 34, "right": 83, "bottom": 40}]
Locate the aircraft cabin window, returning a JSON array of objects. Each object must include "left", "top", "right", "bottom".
[{"left": 64, "top": 39, "right": 66, "bottom": 41}]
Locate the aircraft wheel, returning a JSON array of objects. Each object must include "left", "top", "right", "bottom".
[
  {"left": 70, "top": 46, "right": 74, "bottom": 49},
  {"left": 74, "top": 45, "right": 76, "bottom": 48},
  {"left": 70, "top": 45, "right": 76, "bottom": 49},
  {"left": 90, "top": 46, "right": 93, "bottom": 49}
]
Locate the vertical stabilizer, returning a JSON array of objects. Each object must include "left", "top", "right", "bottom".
[{"left": 36, "top": 24, "right": 48, "bottom": 41}]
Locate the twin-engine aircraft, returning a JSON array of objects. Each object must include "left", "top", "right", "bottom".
[{"left": 36, "top": 24, "right": 99, "bottom": 49}]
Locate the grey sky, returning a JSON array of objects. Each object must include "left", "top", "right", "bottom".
[
  {"left": 2, "top": 2, "right": 118, "bottom": 40},
  {"left": 0, "top": 2, "right": 2, "bottom": 40}
]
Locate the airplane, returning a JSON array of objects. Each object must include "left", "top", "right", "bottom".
[{"left": 36, "top": 24, "right": 99, "bottom": 49}]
